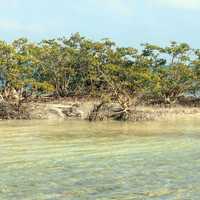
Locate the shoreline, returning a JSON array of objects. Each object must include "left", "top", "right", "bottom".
[{"left": 1, "top": 99, "right": 200, "bottom": 122}]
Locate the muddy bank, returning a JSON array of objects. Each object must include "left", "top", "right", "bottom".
[
  {"left": 0, "top": 101, "right": 29, "bottom": 120},
  {"left": 1, "top": 100, "right": 200, "bottom": 122}
]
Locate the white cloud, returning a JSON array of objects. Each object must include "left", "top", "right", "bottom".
[
  {"left": 151, "top": 0, "right": 200, "bottom": 10},
  {"left": 0, "top": 20, "right": 45, "bottom": 34}
]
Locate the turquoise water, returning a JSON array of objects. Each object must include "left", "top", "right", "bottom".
[{"left": 0, "top": 118, "right": 200, "bottom": 199}]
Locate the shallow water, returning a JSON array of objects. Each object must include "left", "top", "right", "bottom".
[{"left": 0, "top": 118, "right": 200, "bottom": 200}]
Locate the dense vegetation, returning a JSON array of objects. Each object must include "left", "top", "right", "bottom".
[{"left": 0, "top": 33, "right": 200, "bottom": 108}]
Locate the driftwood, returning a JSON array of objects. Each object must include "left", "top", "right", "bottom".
[{"left": 87, "top": 101, "right": 106, "bottom": 121}]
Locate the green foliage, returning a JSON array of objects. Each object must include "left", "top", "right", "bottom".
[{"left": 0, "top": 33, "right": 199, "bottom": 104}]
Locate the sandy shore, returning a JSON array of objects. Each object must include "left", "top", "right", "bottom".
[{"left": 24, "top": 100, "right": 200, "bottom": 121}]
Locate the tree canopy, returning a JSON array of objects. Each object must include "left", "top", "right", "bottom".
[{"left": 0, "top": 33, "right": 199, "bottom": 105}]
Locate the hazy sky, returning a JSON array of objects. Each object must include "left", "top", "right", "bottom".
[{"left": 0, "top": 0, "right": 200, "bottom": 47}]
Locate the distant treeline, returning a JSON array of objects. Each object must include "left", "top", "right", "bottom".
[{"left": 0, "top": 33, "right": 200, "bottom": 104}]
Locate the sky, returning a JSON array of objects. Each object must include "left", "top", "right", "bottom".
[{"left": 0, "top": 0, "right": 200, "bottom": 47}]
